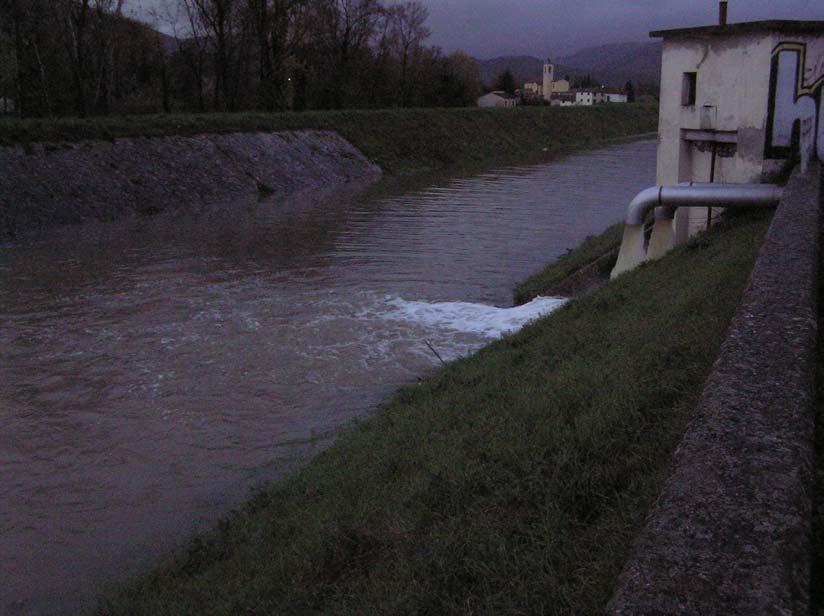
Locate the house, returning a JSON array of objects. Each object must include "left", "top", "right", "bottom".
[
  {"left": 653, "top": 18, "right": 824, "bottom": 243},
  {"left": 521, "top": 82, "right": 543, "bottom": 102},
  {"left": 521, "top": 61, "right": 570, "bottom": 103},
  {"left": 550, "top": 92, "right": 577, "bottom": 106},
  {"left": 477, "top": 91, "right": 521, "bottom": 108},
  {"left": 604, "top": 90, "right": 628, "bottom": 103},
  {"left": 573, "top": 90, "right": 595, "bottom": 105},
  {"left": 612, "top": 6, "right": 824, "bottom": 275}
]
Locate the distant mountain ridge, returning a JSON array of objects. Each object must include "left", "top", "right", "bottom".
[{"left": 477, "top": 42, "right": 662, "bottom": 89}]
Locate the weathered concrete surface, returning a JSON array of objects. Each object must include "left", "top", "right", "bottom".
[
  {"left": 0, "top": 130, "right": 381, "bottom": 238},
  {"left": 607, "top": 163, "right": 821, "bottom": 615}
]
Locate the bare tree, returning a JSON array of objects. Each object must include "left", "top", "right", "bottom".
[
  {"left": 186, "top": 0, "right": 239, "bottom": 111},
  {"left": 387, "top": 1, "right": 428, "bottom": 106},
  {"left": 324, "top": 0, "right": 382, "bottom": 108},
  {"left": 155, "top": 0, "right": 210, "bottom": 111},
  {"left": 247, "top": 0, "right": 308, "bottom": 111}
]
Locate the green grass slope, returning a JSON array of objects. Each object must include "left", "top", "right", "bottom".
[
  {"left": 0, "top": 105, "right": 658, "bottom": 175},
  {"left": 100, "top": 210, "right": 769, "bottom": 616},
  {"left": 513, "top": 223, "right": 624, "bottom": 304}
]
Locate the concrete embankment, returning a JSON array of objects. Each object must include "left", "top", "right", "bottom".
[
  {"left": 0, "top": 130, "right": 381, "bottom": 238},
  {"left": 608, "top": 163, "right": 822, "bottom": 615}
]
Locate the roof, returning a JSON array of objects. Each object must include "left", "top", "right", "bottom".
[
  {"left": 651, "top": 20, "right": 824, "bottom": 39},
  {"left": 484, "top": 91, "right": 519, "bottom": 100}
]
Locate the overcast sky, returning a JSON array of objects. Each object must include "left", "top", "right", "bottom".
[{"left": 135, "top": 0, "right": 824, "bottom": 58}]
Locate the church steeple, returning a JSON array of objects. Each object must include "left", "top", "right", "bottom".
[{"left": 543, "top": 59, "right": 555, "bottom": 102}]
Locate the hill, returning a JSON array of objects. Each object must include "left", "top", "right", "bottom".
[
  {"left": 476, "top": 56, "right": 579, "bottom": 88},
  {"left": 556, "top": 42, "right": 662, "bottom": 87},
  {"left": 478, "top": 42, "right": 662, "bottom": 89}
]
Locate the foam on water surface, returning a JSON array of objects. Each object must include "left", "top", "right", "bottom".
[{"left": 379, "top": 295, "right": 567, "bottom": 339}]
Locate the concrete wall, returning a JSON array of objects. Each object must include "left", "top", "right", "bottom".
[
  {"left": 608, "top": 162, "right": 822, "bottom": 615},
  {"left": 0, "top": 130, "right": 382, "bottom": 239}
]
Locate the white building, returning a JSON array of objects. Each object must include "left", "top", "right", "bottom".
[
  {"left": 574, "top": 90, "right": 595, "bottom": 106},
  {"left": 613, "top": 15, "right": 824, "bottom": 275},
  {"left": 652, "top": 19, "right": 824, "bottom": 244},
  {"left": 604, "top": 90, "right": 628, "bottom": 103},
  {"left": 551, "top": 92, "right": 576, "bottom": 106},
  {"left": 523, "top": 82, "right": 542, "bottom": 96},
  {"left": 477, "top": 91, "right": 521, "bottom": 108},
  {"left": 522, "top": 76, "right": 570, "bottom": 102}
]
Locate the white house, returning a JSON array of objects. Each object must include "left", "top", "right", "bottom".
[
  {"left": 613, "top": 13, "right": 824, "bottom": 275},
  {"left": 574, "top": 90, "right": 595, "bottom": 105},
  {"left": 604, "top": 90, "right": 628, "bottom": 103},
  {"left": 523, "top": 82, "right": 542, "bottom": 96},
  {"left": 477, "top": 91, "right": 520, "bottom": 108},
  {"left": 551, "top": 92, "right": 576, "bottom": 106},
  {"left": 652, "top": 19, "right": 824, "bottom": 243}
]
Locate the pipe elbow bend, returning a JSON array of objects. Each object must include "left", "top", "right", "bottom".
[{"left": 625, "top": 186, "right": 662, "bottom": 225}]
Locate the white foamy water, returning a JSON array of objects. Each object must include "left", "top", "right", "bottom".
[{"left": 380, "top": 296, "right": 567, "bottom": 339}]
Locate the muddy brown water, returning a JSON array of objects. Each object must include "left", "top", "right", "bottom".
[{"left": 0, "top": 140, "right": 656, "bottom": 614}]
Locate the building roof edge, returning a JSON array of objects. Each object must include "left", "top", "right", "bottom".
[{"left": 650, "top": 20, "right": 824, "bottom": 39}]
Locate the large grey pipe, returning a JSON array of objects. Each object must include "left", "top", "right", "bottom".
[
  {"left": 612, "top": 182, "right": 784, "bottom": 279},
  {"left": 625, "top": 183, "right": 784, "bottom": 225}
]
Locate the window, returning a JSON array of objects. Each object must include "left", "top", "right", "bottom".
[{"left": 682, "top": 72, "right": 697, "bottom": 106}]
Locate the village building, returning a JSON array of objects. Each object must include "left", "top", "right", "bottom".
[
  {"left": 476, "top": 90, "right": 521, "bottom": 108},
  {"left": 522, "top": 77, "right": 570, "bottom": 102},
  {"left": 574, "top": 90, "right": 595, "bottom": 105},
  {"left": 550, "top": 92, "right": 576, "bottom": 106}
]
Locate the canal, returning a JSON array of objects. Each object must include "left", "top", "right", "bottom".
[{"left": 0, "top": 139, "right": 656, "bottom": 614}]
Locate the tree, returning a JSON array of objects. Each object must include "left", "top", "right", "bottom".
[
  {"left": 322, "top": 0, "right": 382, "bottom": 108},
  {"left": 494, "top": 68, "right": 515, "bottom": 95},
  {"left": 186, "top": 0, "right": 241, "bottom": 111},
  {"left": 625, "top": 80, "right": 636, "bottom": 103},
  {"left": 387, "top": 1, "right": 429, "bottom": 106},
  {"left": 438, "top": 50, "right": 480, "bottom": 106}
]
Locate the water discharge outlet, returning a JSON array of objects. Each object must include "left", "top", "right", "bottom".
[{"left": 611, "top": 182, "right": 783, "bottom": 278}]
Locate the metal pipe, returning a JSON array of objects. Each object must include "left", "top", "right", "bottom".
[
  {"left": 719, "top": 1, "right": 728, "bottom": 26},
  {"left": 624, "top": 183, "right": 783, "bottom": 226}
]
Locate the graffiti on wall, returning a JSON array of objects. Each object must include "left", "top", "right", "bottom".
[{"left": 766, "top": 41, "right": 824, "bottom": 165}]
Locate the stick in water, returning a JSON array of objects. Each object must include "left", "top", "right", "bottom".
[{"left": 424, "top": 340, "right": 447, "bottom": 366}]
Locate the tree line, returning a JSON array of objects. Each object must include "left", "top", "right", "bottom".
[{"left": 0, "top": 0, "right": 484, "bottom": 118}]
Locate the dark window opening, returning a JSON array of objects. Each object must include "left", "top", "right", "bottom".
[{"left": 682, "top": 72, "right": 697, "bottom": 106}]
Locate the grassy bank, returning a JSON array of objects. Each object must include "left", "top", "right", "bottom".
[
  {"left": 0, "top": 105, "right": 658, "bottom": 175},
  {"left": 100, "top": 210, "right": 769, "bottom": 615},
  {"left": 514, "top": 223, "right": 624, "bottom": 304}
]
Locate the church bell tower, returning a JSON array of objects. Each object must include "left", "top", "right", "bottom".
[{"left": 543, "top": 59, "right": 555, "bottom": 102}]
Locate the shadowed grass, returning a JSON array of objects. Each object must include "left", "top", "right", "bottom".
[
  {"left": 0, "top": 105, "right": 658, "bottom": 176},
  {"left": 98, "top": 209, "right": 769, "bottom": 616},
  {"left": 513, "top": 223, "right": 624, "bottom": 305}
]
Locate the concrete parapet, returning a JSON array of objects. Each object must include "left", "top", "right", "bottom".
[{"left": 607, "top": 163, "right": 822, "bottom": 615}]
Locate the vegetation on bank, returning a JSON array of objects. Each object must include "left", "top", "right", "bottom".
[
  {"left": 513, "top": 223, "right": 624, "bottom": 304},
  {"left": 0, "top": 104, "right": 658, "bottom": 175},
  {"left": 100, "top": 210, "right": 770, "bottom": 616}
]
